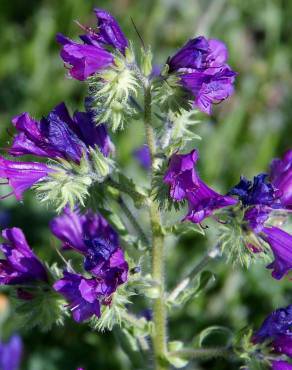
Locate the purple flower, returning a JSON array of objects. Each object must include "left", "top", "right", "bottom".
[
  {"left": 10, "top": 103, "right": 113, "bottom": 163},
  {"left": 164, "top": 149, "right": 236, "bottom": 222},
  {"left": 53, "top": 272, "right": 101, "bottom": 322},
  {"left": 94, "top": 9, "right": 128, "bottom": 53},
  {"left": 167, "top": 36, "right": 236, "bottom": 114},
  {"left": 254, "top": 305, "right": 292, "bottom": 359},
  {"left": 261, "top": 227, "right": 292, "bottom": 280},
  {"left": 184, "top": 179, "right": 237, "bottom": 223},
  {"left": 57, "top": 9, "right": 128, "bottom": 80},
  {"left": 167, "top": 36, "right": 210, "bottom": 72},
  {"left": 0, "top": 157, "right": 52, "bottom": 200},
  {"left": 0, "top": 335, "right": 22, "bottom": 370},
  {"left": 0, "top": 228, "right": 47, "bottom": 285},
  {"left": 52, "top": 209, "right": 129, "bottom": 322},
  {"left": 272, "top": 361, "right": 292, "bottom": 370},
  {"left": 56, "top": 33, "right": 113, "bottom": 81},
  {"left": 270, "top": 150, "right": 292, "bottom": 209},
  {"left": 83, "top": 238, "right": 128, "bottom": 295},
  {"left": 50, "top": 207, "right": 119, "bottom": 254},
  {"left": 229, "top": 174, "right": 277, "bottom": 207},
  {"left": 163, "top": 150, "right": 199, "bottom": 201},
  {"left": 181, "top": 66, "right": 236, "bottom": 114},
  {"left": 133, "top": 145, "right": 151, "bottom": 170}
]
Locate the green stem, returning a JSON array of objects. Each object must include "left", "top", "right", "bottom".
[
  {"left": 168, "top": 347, "right": 232, "bottom": 360},
  {"left": 106, "top": 177, "right": 145, "bottom": 205},
  {"left": 118, "top": 196, "right": 150, "bottom": 246},
  {"left": 143, "top": 84, "right": 167, "bottom": 370}
]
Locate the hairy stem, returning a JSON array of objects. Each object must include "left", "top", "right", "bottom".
[
  {"left": 118, "top": 196, "right": 150, "bottom": 246},
  {"left": 168, "top": 347, "right": 232, "bottom": 360},
  {"left": 144, "top": 84, "right": 167, "bottom": 370}
]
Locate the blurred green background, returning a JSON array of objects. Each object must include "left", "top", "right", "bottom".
[{"left": 0, "top": 0, "right": 291, "bottom": 369}]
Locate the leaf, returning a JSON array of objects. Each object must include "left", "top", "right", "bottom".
[{"left": 196, "top": 326, "right": 233, "bottom": 348}]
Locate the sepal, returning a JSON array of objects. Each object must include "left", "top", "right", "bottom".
[
  {"left": 89, "top": 48, "right": 140, "bottom": 131},
  {"left": 141, "top": 47, "right": 153, "bottom": 77},
  {"left": 153, "top": 74, "right": 192, "bottom": 114},
  {"left": 90, "top": 286, "right": 132, "bottom": 332}
]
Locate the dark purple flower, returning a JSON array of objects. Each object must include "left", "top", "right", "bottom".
[
  {"left": 273, "top": 335, "right": 292, "bottom": 356},
  {"left": 56, "top": 33, "right": 113, "bottom": 81},
  {"left": 167, "top": 36, "right": 236, "bottom": 114},
  {"left": 133, "top": 145, "right": 151, "bottom": 170},
  {"left": 244, "top": 206, "right": 270, "bottom": 233},
  {"left": 0, "top": 157, "right": 52, "bottom": 200},
  {"left": 0, "top": 335, "right": 22, "bottom": 370},
  {"left": 163, "top": 150, "right": 199, "bottom": 201},
  {"left": 254, "top": 305, "right": 292, "bottom": 342},
  {"left": 10, "top": 103, "right": 113, "bottom": 163},
  {"left": 167, "top": 36, "right": 210, "bottom": 73},
  {"left": 50, "top": 207, "right": 119, "bottom": 254},
  {"left": 56, "top": 9, "right": 128, "bottom": 80},
  {"left": 164, "top": 149, "right": 237, "bottom": 222},
  {"left": 261, "top": 227, "right": 292, "bottom": 280},
  {"left": 181, "top": 66, "right": 236, "bottom": 114},
  {"left": 0, "top": 228, "right": 47, "bottom": 285},
  {"left": 184, "top": 179, "right": 237, "bottom": 223},
  {"left": 84, "top": 238, "right": 128, "bottom": 295},
  {"left": 272, "top": 361, "right": 292, "bottom": 370},
  {"left": 53, "top": 271, "right": 101, "bottom": 322},
  {"left": 229, "top": 174, "right": 277, "bottom": 207},
  {"left": 94, "top": 9, "right": 128, "bottom": 53},
  {"left": 254, "top": 305, "right": 292, "bottom": 360},
  {"left": 270, "top": 150, "right": 292, "bottom": 209}
]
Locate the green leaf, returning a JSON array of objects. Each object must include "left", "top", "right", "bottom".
[{"left": 196, "top": 325, "right": 233, "bottom": 348}]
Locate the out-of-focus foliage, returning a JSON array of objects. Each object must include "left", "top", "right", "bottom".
[{"left": 0, "top": 0, "right": 291, "bottom": 369}]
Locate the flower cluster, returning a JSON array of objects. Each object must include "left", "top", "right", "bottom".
[
  {"left": 165, "top": 36, "right": 237, "bottom": 114},
  {"left": 163, "top": 148, "right": 292, "bottom": 279},
  {"left": 253, "top": 305, "right": 292, "bottom": 369},
  {"left": 51, "top": 208, "right": 128, "bottom": 322},
  {"left": 0, "top": 103, "right": 114, "bottom": 211}
]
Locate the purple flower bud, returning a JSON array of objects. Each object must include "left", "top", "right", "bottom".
[
  {"left": 262, "top": 227, "right": 292, "bottom": 280},
  {"left": 133, "top": 145, "right": 151, "bottom": 170},
  {"left": 164, "top": 149, "right": 236, "bottom": 222},
  {"left": 56, "top": 9, "right": 128, "bottom": 80},
  {"left": 50, "top": 207, "right": 119, "bottom": 254},
  {"left": 0, "top": 335, "right": 22, "bottom": 370},
  {"left": 53, "top": 272, "right": 101, "bottom": 322},
  {"left": 10, "top": 103, "right": 113, "bottom": 163},
  {"left": 56, "top": 33, "right": 113, "bottom": 81},
  {"left": 0, "top": 157, "right": 52, "bottom": 200},
  {"left": 168, "top": 36, "right": 210, "bottom": 72},
  {"left": 270, "top": 149, "right": 292, "bottom": 209},
  {"left": 94, "top": 9, "right": 128, "bottom": 53},
  {"left": 163, "top": 150, "right": 200, "bottom": 201},
  {"left": 272, "top": 361, "right": 292, "bottom": 370},
  {"left": 254, "top": 305, "right": 292, "bottom": 359},
  {"left": 0, "top": 228, "right": 47, "bottom": 285},
  {"left": 167, "top": 36, "right": 236, "bottom": 114}
]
